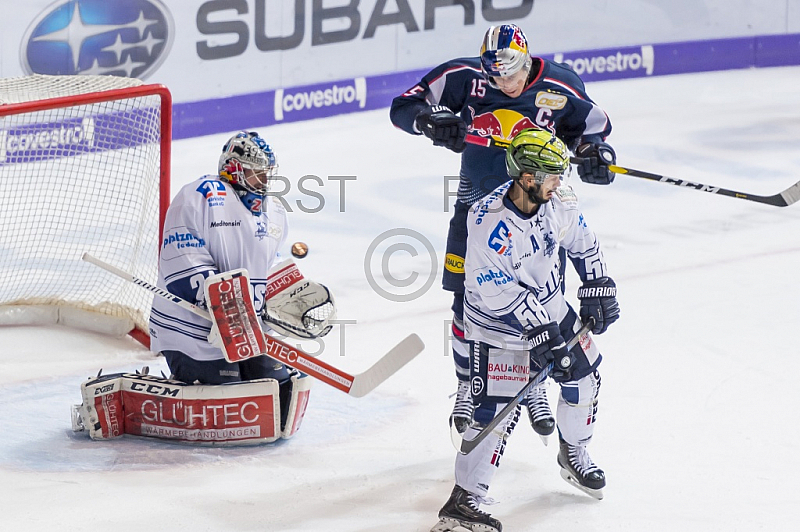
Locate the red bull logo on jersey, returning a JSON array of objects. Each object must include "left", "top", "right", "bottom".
[{"left": 468, "top": 108, "right": 540, "bottom": 143}]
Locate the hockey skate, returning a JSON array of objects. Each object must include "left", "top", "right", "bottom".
[
  {"left": 449, "top": 380, "right": 474, "bottom": 435},
  {"left": 557, "top": 436, "right": 605, "bottom": 500},
  {"left": 430, "top": 485, "right": 502, "bottom": 532},
  {"left": 524, "top": 383, "right": 554, "bottom": 445}
]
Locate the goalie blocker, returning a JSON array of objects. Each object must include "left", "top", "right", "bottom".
[
  {"left": 72, "top": 371, "right": 312, "bottom": 445},
  {"left": 204, "top": 268, "right": 268, "bottom": 362},
  {"left": 204, "top": 260, "right": 336, "bottom": 363}
]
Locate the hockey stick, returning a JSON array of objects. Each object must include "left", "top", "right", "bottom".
[
  {"left": 82, "top": 253, "right": 425, "bottom": 398},
  {"left": 598, "top": 164, "right": 800, "bottom": 207},
  {"left": 465, "top": 133, "right": 512, "bottom": 150},
  {"left": 465, "top": 134, "right": 800, "bottom": 207},
  {"left": 454, "top": 320, "right": 593, "bottom": 455}
]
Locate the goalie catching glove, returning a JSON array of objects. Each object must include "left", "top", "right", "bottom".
[{"left": 262, "top": 259, "right": 337, "bottom": 340}]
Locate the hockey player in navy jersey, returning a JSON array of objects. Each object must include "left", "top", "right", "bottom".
[
  {"left": 431, "top": 128, "right": 619, "bottom": 532},
  {"left": 390, "top": 24, "right": 616, "bottom": 440}
]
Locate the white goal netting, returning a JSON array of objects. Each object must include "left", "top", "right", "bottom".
[{"left": 0, "top": 75, "right": 169, "bottom": 341}]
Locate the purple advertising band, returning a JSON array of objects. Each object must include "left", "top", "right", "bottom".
[{"left": 172, "top": 33, "right": 800, "bottom": 140}]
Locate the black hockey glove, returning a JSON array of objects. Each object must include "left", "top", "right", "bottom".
[
  {"left": 525, "top": 321, "right": 574, "bottom": 383},
  {"left": 575, "top": 141, "right": 617, "bottom": 185},
  {"left": 577, "top": 277, "right": 620, "bottom": 335},
  {"left": 414, "top": 105, "right": 467, "bottom": 153}
]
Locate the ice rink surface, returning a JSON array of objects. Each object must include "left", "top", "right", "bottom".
[{"left": 2, "top": 66, "right": 800, "bottom": 531}]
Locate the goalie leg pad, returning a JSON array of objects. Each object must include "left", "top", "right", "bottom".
[
  {"left": 281, "top": 373, "right": 312, "bottom": 439},
  {"left": 76, "top": 373, "right": 283, "bottom": 445},
  {"left": 75, "top": 373, "right": 126, "bottom": 439}
]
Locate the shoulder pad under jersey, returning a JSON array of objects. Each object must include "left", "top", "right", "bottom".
[{"left": 540, "top": 59, "right": 588, "bottom": 93}]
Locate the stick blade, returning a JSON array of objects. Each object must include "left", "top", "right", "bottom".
[
  {"left": 348, "top": 334, "right": 425, "bottom": 398},
  {"left": 778, "top": 180, "right": 800, "bottom": 207}
]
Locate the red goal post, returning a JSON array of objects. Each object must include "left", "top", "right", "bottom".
[{"left": 0, "top": 75, "right": 171, "bottom": 346}]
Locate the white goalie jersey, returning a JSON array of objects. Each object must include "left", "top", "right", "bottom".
[
  {"left": 149, "top": 175, "right": 288, "bottom": 361},
  {"left": 463, "top": 182, "right": 607, "bottom": 350}
]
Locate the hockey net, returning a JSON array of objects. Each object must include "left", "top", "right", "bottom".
[{"left": 0, "top": 75, "right": 171, "bottom": 346}]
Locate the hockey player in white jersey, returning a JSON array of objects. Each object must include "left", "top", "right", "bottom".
[
  {"left": 71, "top": 131, "right": 337, "bottom": 446},
  {"left": 147, "top": 131, "right": 335, "bottom": 436},
  {"left": 432, "top": 128, "right": 619, "bottom": 532}
]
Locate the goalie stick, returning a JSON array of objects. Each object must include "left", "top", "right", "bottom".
[
  {"left": 465, "top": 133, "right": 800, "bottom": 207},
  {"left": 452, "top": 320, "right": 593, "bottom": 455},
  {"left": 81, "top": 253, "right": 424, "bottom": 397}
]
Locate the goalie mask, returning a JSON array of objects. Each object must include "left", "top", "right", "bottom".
[{"left": 219, "top": 131, "right": 278, "bottom": 202}]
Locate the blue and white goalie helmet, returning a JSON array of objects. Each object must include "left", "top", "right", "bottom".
[
  {"left": 480, "top": 24, "right": 533, "bottom": 88},
  {"left": 218, "top": 131, "right": 278, "bottom": 195}
]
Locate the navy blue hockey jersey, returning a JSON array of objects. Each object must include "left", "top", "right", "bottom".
[{"left": 390, "top": 57, "right": 612, "bottom": 205}]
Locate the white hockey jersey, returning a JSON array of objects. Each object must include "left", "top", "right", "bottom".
[
  {"left": 463, "top": 182, "right": 607, "bottom": 350},
  {"left": 149, "top": 175, "right": 288, "bottom": 361}
]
